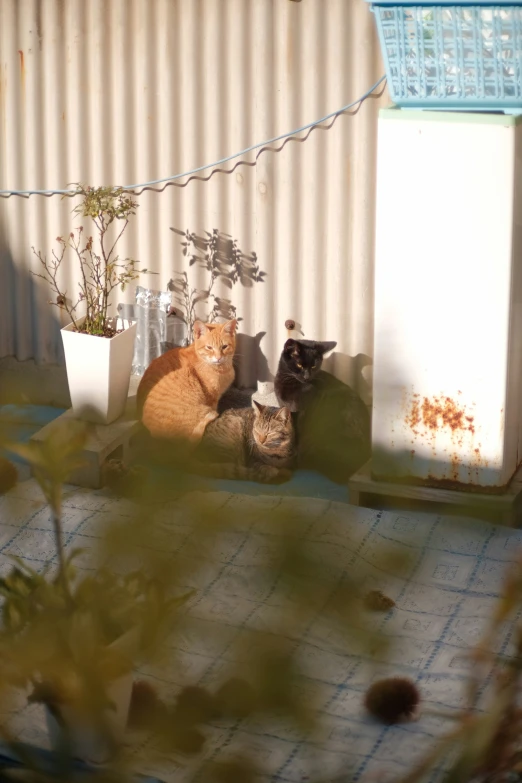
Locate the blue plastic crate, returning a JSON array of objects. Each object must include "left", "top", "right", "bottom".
[{"left": 365, "top": 0, "right": 522, "bottom": 112}]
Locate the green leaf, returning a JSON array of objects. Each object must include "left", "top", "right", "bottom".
[
  {"left": 7, "top": 556, "right": 45, "bottom": 580},
  {"left": 65, "top": 547, "right": 87, "bottom": 565}
]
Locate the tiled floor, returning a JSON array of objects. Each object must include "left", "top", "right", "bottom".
[{"left": 0, "top": 478, "right": 519, "bottom": 782}]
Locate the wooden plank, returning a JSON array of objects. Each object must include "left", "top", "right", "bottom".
[
  {"left": 348, "top": 460, "right": 522, "bottom": 514},
  {"left": 30, "top": 377, "right": 141, "bottom": 489}
]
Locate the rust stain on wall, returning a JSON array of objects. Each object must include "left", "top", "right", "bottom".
[
  {"left": 18, "top": 50, "right": 25, "bottom": 96},
  {"left": 405, "top": 393, "right": 421, "bottom": 432},
  {"left": 404, "top": 392, "right": 488, "bottom": 482},
  {"left": 406, "top": 394, "right": 476, "bottom": 438},
  {"left": 417, "top": 395, "right": 475, "bottom": 434}
]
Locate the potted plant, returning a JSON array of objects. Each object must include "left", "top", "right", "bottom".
[
  {"left": 1, "top": 420, "right": 191, "bottom": 768},
  {"left": 2, "top": 563, "right": 141, "bottom": 765},
  {"left": 32, "top": 185, "right": 153, "bottom": 425}
]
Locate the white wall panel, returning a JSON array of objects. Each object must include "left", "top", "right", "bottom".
[{"left": 0, "top": 0, "right": 386, "bottom": 401}]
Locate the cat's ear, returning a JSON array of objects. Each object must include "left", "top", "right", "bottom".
[
  {"left": 284, "top": 338, "right": 297, "bottom": 354},
  {"left": 275, "top": 407, "right": 291, "bottom": 423},
  {"left": 252, "top": 399, "right": 265, "bottom": 416},
  {"left": 318, "top": 341, "right": 337, "bottom": 355},
  {"left": 223, "top": 318, "right": 238, "bottom": 335},
  {"left": 193, "top": 320, "right": 210, "bottom": 339}
]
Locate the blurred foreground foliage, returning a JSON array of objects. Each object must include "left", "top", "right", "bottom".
[{"left": 0, "top": 412, "right": 521, "bottom": 783}]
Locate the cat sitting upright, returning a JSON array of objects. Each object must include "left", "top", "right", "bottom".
[
  {"left": 137, "top": 319, "right": 237, "bottom": 443},
  {"left": 275, "top": 338, "right": 371, "bottom": 484},
  {"left": 275, "top": 339, "right": 337, "bottom": 412}
]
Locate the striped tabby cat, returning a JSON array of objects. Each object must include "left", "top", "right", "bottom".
[{"left": 195, "top": 400, "right": 295, "bottom": 483}]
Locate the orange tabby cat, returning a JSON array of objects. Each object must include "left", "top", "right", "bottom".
[{"left": 137, "top": 319, "right": 237, "bottom": 442}]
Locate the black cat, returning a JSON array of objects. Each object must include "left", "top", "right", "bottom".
[
  {"left": 275, "top": 339, "right": 337, "bottom": 412},
  {"left": 275, "top": 338, "right": 371, "bottom": 484}
]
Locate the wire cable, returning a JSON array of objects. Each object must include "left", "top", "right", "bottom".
[{"left": 0, "top": 75, "right": 386, "bottom": 199}]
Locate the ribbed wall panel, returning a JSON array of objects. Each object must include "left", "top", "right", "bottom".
[{"left": 0, "top": 0, "right": 386, "bottom": 401}]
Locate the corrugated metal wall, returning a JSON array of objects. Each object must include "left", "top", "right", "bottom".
[{"left": 0, "top": 0, "right": 386, "bottom": 402}]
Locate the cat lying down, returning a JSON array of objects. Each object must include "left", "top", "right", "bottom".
[
  {"left": 132, "top": 399, "right": 295, "bottom": 485},
  {"left": 195, "top": 400, "right": 295, "bottom": 484}
]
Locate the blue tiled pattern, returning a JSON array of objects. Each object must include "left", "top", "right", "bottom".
[{"left": 0, "top": 481, "right": 519, "bottom": 783}]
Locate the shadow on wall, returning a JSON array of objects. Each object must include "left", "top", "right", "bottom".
[
  {"left": 0, "top": 219, "right": 70, "bottom": 407},
  {"left": 235, "top": 331, "right": 273, "bottom": 386},
  {"left": 168, "top": 229, "right": 375, "bottom": 399},
  {"left": 169, "top": 227, "right": 268, "bottom": 387},
  {"left": 323, "top": 351, "right": 373, "bottom": 407}
]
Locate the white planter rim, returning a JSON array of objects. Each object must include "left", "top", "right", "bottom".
[{"left": 61, "top": 316, "right": 136, "bottom": 339}]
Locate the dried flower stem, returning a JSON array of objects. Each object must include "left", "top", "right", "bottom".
[{"left": 32, "top": 184, "right": 154, "bottom": 337}]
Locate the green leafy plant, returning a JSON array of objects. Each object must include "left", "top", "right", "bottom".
[
  {"left": 3, "top": 409, "right": 520, "bottom": 783},
  {"left": 0, "top": 421, "right": 191, "bottom": 777},
  {"left": 0, "top": 419, "right": 410, "bottom": 781},
  {"left": 32, "top": 185, "right": 153, "bottom": 337}
]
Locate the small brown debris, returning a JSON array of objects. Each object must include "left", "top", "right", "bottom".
[
  {"left": 364, "top": 590, "right": 396, "bottom": 612},
  {"left": 364, "top": 677, "right": 420, "bottom": 724}
]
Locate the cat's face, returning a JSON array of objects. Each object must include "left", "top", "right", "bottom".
[
  {"left": 194, "top": 319, "right": 237, "bottom": 365},
  {"left": 280, "top": 339, "right": 336, "bottom": 382},
  {"left": 252, "top": 401, "right": 294, "bottom": 452}
]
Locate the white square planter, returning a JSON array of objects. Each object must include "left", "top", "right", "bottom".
[
  {"left": 45, "top": 671, "right": 133, "bottom": 765},
  {"left": 44, "top": 629, "right": 137, "bottom": 764},
  {"left": 61, "top": 320, "right": 137, "bottom": 425}
]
